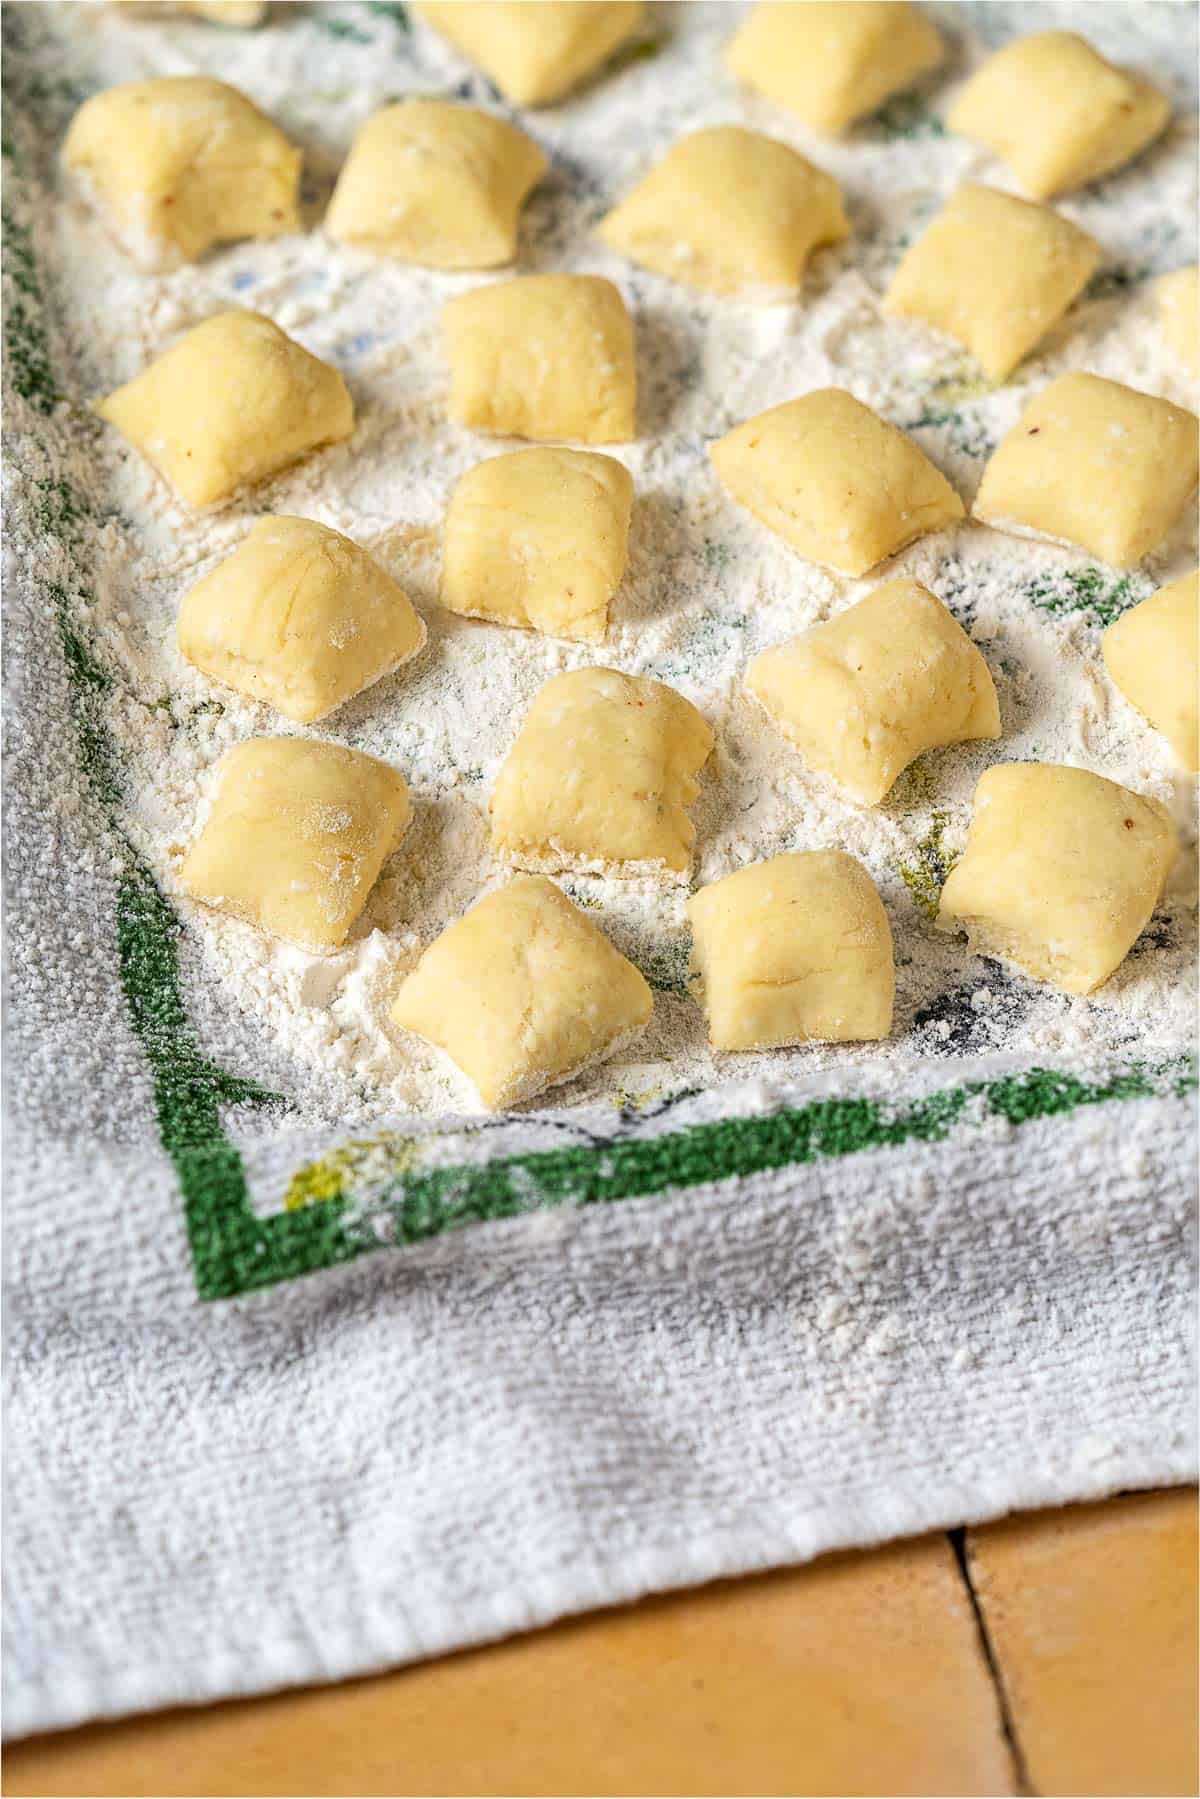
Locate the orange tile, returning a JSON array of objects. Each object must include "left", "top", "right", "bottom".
[
  {"left": 3, "top": 1531, "right": 1014, "bottom": 1799},
  {"left": 968, "top": 1488, "right": 1199, "bottom": 1799}
]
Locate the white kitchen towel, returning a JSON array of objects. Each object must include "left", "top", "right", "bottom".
[{"left": 4, "top": 0, "right": 1198, "bottom": 1742}]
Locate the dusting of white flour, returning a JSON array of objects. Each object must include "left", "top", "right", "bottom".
[{"left": 20, "top": 0, "right": 1200, "bottom": 1124}]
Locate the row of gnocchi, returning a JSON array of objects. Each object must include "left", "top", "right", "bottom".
[
  {"left": 180, "top": 719, "right": 1179, "bottom": 1111},
  {"left": 65, "top": 50, "right": 1200, "bottom": 385}
]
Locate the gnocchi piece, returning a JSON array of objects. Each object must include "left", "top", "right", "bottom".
[
  {"left": 180, "top": 737, "right": 411, "bottom": 953},
  {"left": 178, "top": 517, "right": 426, "bottom": 724},
  {"left": 63, "top": 76, "right": 299, "bottom": 268},
  {"left": 440, "top": 448, "right": 633, "bottom": 642},
  {"left": 972, "top": 373, "right": 1199, "bottom": 568},
  {"left": 95, "top": 311, "right": 354, "bottom": 509},
  {"left": 725, "top": 1, "right": 943, "bottom": 135},
  {"left": 947, "top": 32, "right": 1170, "bottom": 199},
  {"left": 746, "top": 580, "right": 1000, "bottom": 806},
  {"left": 1158, "top": 266, "right": 1200, "bottom": 376},
  {"left": 391, "top": 875, "right": 653, "bottom": 1110},
  {"left": 116, "top": 3, "right": 266, "bottom": 21},
  {"left": 414, "top": 2, "right": 643, "bottom": 107},
  {"left": 597, "top": 126, "right": 848, "bottom": 298},
  {"left": 443, "top": 274, "right": 636, "bottom": 443},
  {"left": 1102, "top": 572, "right": 1199, "bottom": 772},
  {"left": 711, "top": 389, "right": 964, "bottom": 577},
  {"left": 937, "top": 764, "right": 1177, "bottom": 995},
  {"left": 884, "top": 185, "right": 1099, "bottom": 381},
  {"left": 326, "top": 101, "right": 546, "bottom": 269},
  {"left": 688, "top": 853, "right": 894, "bottom": 1051},
  {"left": 490, "top": 667, "right": 713, "bottom": 878}
]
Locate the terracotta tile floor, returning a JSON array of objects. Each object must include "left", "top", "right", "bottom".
[{"left": 4, "top": 1489, "right": 1196, "bottom": 1798}]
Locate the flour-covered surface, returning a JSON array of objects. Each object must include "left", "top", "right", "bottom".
[{"left": 5, "top": 0, "right": 1196, "bottom": 1137}]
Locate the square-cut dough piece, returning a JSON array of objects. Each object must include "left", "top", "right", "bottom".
[
  {"left": 444, "top": 274, "right": 636, "bottom": 444},
  {"left": 178, "top": 516, "right": 426, "bottom": 724},
  {"left": 747, "top": 580, "right": 1000, "bottom": 806},
  {"left": 726, "top": 2, "right": 943, "bottom": 135},
  {"left": 947, "top": 32, "right": 1170, "bottom": 200},
  {"left": 884, "top": 185, "right": 1099, "bottom": 380},
  {"left": 180, "top": 737, "right": 411, "bottom": 953},
  {"left": 711, "top": 390, "right": 964, "bottom": 577},
  {"left": 1158, "top": 266, "right": 1199, "bottom": 375},
  {"left": 937, "top": 763, "right": 1177, "bottom": 995},
  {"left": 1102, "top": 572, "right": 1199, "bottom": 772},
  {"left": 972, "top": 373, "right": 1199, "bottom": 568},
  {"left": 490, "top": 667, "right": 714, "bottom": 878},
  {"left": 392, "top": 875, "right": 653, "bottom": 1109},
  {"left": 414, "top": 2, "right": 643, "bottom": 107},
  {"left": 63, "top": 76, "right": 299, "bottom": 268},
  {"left": 326, "top": 101, "right": 546, "bottom": 269},
  {"left": 598, "top": 126, "right": 848, "bottom": 298},
  {"left": 441, "top": 448, "right": 633, "bottom": 642},
  {"left": 689, "top": 852, "right": 894, "bottom": 1051},
  {"left": 96, "top": 311, "right": 354, "bottom": 508}
]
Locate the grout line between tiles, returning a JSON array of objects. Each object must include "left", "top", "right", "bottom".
[{"left": 948, "top": 1526, "right": 1037, "bottom": 1797}]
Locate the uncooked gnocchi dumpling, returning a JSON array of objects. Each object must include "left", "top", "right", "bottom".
[
  {"left": 180, "top": 737, "right": 411, "bottom": 953},
  {"left": 972, "top": 373, "right": 1199, "bottom": 568},
  {"left": 726, "top": 2, "right": 942, "bottom": 136},
  {"left": 948, "top": 32, "right": 1170, "bottom": 200},
  {"left": 178, "top": 517, "right": 426, "bottom": 724},
  {"left": 326, "top": 101, "right": 546, "bottom": 269},
  {"left": 937, "top": 764, "right": 1177, "bottom": 995},
  {"left": 96, "top": 311, "right": 355, "bottom": 508},
  {"left": 414, "top": 2, "right": 643, "bottom": 107},
  {"left": 440, "top": 448, "right": 633, "bottom": 642},
  {"left": 1158, "top": 266, "right": 1200, "bottom": 375},
  {"left": 63, "top": 76, "right": 299, "bottom": 268},
  {"left": 392, "top": 875, "right": 653, "bottom": 1110},
  {"left": 726, "top": 2, "right": 943, "bottom": 134},
  {"left": 1102, "top": 572, "right": 1199, "bottom": 771},
  {"left": 444, "top": 274, "right": 636, "bottom": 443},
  {"left": 598, "top": 126, "right": 848, "bottom": 298},
  {"left": 884, "top": 185, "right": 1099, "bottom": 381},
  {"left": 711, "top": 390, "right": 964, "bottom": 577},
  {"left": 689, "top": 852, "right": 894, "bottom": 1051},
  {"left": 746, "top": 580, "right": 1000, "bottom": 806},
  {"left": 490, "top": 667, "right": 713, "bottom": 878}
]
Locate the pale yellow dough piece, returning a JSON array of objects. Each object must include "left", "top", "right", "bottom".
[
  {"left": 688, "top": 852, "right": 894, "bottom": 1051},
  {"left": 63, "top": 76, "right": 298, "bottom": 268},
  {"left": 598, "top": 126, "right": 848, "bottom": 298},
  {"left": 444, "top": 274, "right": 636, "bottom": 443},
  {"left": 1157, "top": 266, "right": 1200, "bottom": 375},
  {"left": 414, "top": 2, "right": 643, "bottom": 107},
  {"left": 972, "top": 373, "right": 1199, "bottom": 568},
  {"left": 937, "top": 763, "right": 1177, "bottom": 995},
  {"left": 947, "top": 31, "right": 1170, "bottom": 200},
  {"left": 725, "top": 1, "right": 943, "bottom": 134},
  {"left": 116, "top": 3, "right": 267, "bottom": 24},
  {"left": 440, "top": 448, "right": 632, "bottom": 642},
  {"left": 1102, "top": 572, "right": 1199, "bottom": 772},
  {"left": 392, "top": 875, "right": 653, "bottom": 1110},
  {"left": 180, "top": 737, "right": 411, "bottom": 953},
  {"left": 884, "top": 185, "right": 1099, "bottom": 381},
  {"left": 96, "top": 311, "right": 355, "bottom": 508},
  {"left": 178, "top": 517, "right": 426, "bottom": 724},
  {"left": 490, "top": 667, "right": 714, "bottom": 878},
  {"left": 326, "top": 101, "right": 546, "bottom": 269},
  {"left": 747, "top": 580, "right": 1000, "bottom": 806},
  {"left": 711, "top": 390, "right": 964, "bottom": 577}
]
